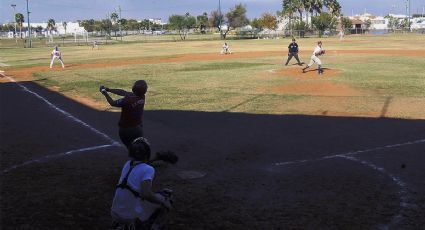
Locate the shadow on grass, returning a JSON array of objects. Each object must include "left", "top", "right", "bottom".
[{"left": 1, "top": 81, "right": 425, "bottom": 229}]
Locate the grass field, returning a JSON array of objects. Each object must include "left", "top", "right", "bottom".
[
  {"left": 2, "top": 34, "right": 425, "bottom": 229},
  {"left": 2, "top": 34, "right": 425, "bottom": 119}
]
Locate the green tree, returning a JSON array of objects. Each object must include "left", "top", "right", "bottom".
[
  {"left": 168, "top": 13, "right": 196, "bottom": 40},
  {"left": 102, "top": 19, "right": 112, "bottom": 36},
  {"left": 224, "top": 3, "right": 249, "bottom": 38},
  {"left": 209, "top": 10, "right": 225, "bottom": 38},
  {"left": 47, "top": 18, "right": 56, "bottom": 41},
  {"left": 250, "top": 18, "right": 263, "bottom": 30},
  {"left": 341, "top": 16, "right": 352, "bottom": 33},
  {"left": 260, "top": 13, "right": 278, "bottom": 31},
  {"left": 197, "top": 12, "right": 209, "bottom": 33},
  {"left": 62, "top": 21, "right": 67, "bottom": 35},
  {"left": 282, "top": 0, "right": 298, "bottom": 36},
  {"left": 15, "top": 13, "right": 24, "bottom": 38},
  {"left": 110, "top": 12, "right": 119, "bottom": 37},
  {"left": 311, "top": 12, "right": 336, "bottom": 37}
]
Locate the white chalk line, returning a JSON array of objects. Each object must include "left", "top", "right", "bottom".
[
  {"left": 3, "top": 73, "right": 124, "bottom": 173},
  {"left": 2, "top": 144, "right": 117, "bottom": 174},
  {"left": 4, "top": 75, "right": 120, "bottom": 146},
  {"left": 272, "top": 139, "right": 425, "bottom": 228},
  {"left": 334, "top": 155, "right": 416, "bottom": 229},
  {"left": 274, "top": 138, "right": 425, "bottom": 166}
]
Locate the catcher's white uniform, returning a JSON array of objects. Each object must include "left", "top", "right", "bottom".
[{"left": 50, "top": 47, "right": 65, "bottom": 69}]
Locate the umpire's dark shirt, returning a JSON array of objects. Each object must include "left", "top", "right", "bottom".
[{"left": 288, "top": 42, "right": 299, "bottom": 53}]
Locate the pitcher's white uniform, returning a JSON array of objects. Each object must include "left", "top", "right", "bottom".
[
  {"left": 302, "top": 41, "right": 324, "bottom": 74},
  {"left": 308, "top": 45, "right": 323, "bottom": 66},
  {"left": 50, "top": 47, "right": 65, "bottom": 69}
]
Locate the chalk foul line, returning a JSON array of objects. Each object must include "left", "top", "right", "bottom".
[
  {"left": 5, "top": 75, "right": 120, "bottom": 146},
  {"left": 2, "top": 144, "right": 118, "bottom": 174},
  {"left": 274, "top": 138, "right": 425, "bottom": 167},
  {"left": 272, "top": 139, "right": 425, "bottom": 228}
]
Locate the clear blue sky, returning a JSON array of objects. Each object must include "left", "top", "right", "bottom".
[{"left": 1, "top": 0, "right": 424, "bottom": 23}]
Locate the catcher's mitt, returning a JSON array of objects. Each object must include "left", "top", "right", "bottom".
[{"left": 152, "top": 151, "right": 178, "bottom": 164}]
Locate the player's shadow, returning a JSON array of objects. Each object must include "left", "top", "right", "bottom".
[{"left": 303, "top": 67, "right": 331, "bottom": 73}]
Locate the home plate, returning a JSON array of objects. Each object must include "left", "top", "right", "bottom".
[{"left": 177, "top": 170, "right": 206, "bottom": 179}]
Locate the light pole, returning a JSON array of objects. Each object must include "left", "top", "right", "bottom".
[
  {"left": 11, "top": 4, "right": 17, "bottom": 43},
  {"left": 26, "top": 0, "right": 32, "bottom": 48}
]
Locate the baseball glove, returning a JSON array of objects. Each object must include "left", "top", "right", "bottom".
[{"left": 151, "top": 151, "right": 179, "bottom": 164}]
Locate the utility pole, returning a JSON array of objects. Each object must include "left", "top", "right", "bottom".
[
  {"left": 119, "top": 5, "right": 122, "bottom": 41},
  {"left": 26, "top": 0, "right": 32, "bottom": 48},
  {"left": 11, "top": 4, "right": 17, "bottom": 44}
]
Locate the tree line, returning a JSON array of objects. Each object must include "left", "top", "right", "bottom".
[{"left": 1, "top": 1, "right": 350, "bottom": 39}]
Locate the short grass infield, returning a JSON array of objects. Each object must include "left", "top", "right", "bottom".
[{"left": 1, "top": 33, "right": 425, "bottom": 119}]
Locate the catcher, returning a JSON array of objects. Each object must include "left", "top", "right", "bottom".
[
  {"left": 100, "top": 80, "right": 147, "bottom": 149},
  {"left": 49, "top": 46, "right": 65, "bottom": 69},
  {"left": 111, "top": 137, "right": 175, "bottom": 230},
  {"left": 302, "top": 41, "right": 325, "bottom": 75}
]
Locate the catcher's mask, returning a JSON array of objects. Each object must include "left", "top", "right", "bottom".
[
  {"left": 132, "top": 80, "right": 148, "bottom": 96},
  {"left": 129, "top": 137, "right": 151, "bottom": 161}
]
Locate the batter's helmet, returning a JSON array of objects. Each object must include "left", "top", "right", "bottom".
[
  {"left": 129, "top": 137, "right": 151, "bottom": 161},
  {"left": 132, "top": 80, "right": 148, "bottom": 96}
]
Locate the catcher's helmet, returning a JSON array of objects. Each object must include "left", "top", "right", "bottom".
[
  {"left": 132, "top": 80, "right": 148, "bottom": 96},
  {"left": 129, "top": 137, "right": 151, "bottom": 161}
]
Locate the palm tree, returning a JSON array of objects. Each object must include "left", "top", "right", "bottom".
[
  {"left": 312, "top": 0, "right": 324, "bottom": 16},
  {"left": 47, "top": 19, "right": 56, "bottom": 42},
  {"left": 110, "top": 12, "right": 119, "bottom": 38},
  {"left": 15, "top": 13, "right": 24, "bottom": 38},
  {"left": 282, "top": 0, "right": 298, "bottom": 36},
  {"left": 325, "top": 0, "right": 342, "bottom": 17},
  {"left": 62, "top": 21, "right": 68, "bottom": 35}
]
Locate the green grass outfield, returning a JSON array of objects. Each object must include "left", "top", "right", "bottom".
[{"left": 1, "top": 34, "right": 425, "bottom": 119}]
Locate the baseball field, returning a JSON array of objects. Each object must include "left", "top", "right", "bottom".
[{"left": 1, "top": 34, "right": 425, "bottom": 229}]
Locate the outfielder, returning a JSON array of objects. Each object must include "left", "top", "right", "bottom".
[
  {"left": 221, "top": 42, "right": 232, "bottom": 54},
  {"left": 285, "top": 38, "right": 303, "bottom": 66},
  {"left": 302, "top": 41, "right": 325, "bottom": 75},
  {"left": 49, "top": 46, "right": 65, "bottom": 69}
]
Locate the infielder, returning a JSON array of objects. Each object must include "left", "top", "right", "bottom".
[
  {"left": 285, "top": 38, "right": 303, "bottom": 66},
  {"left": 302, "top": 41, "right": 325, "bottom": 75},
  {"left": 100, "top": 80, "right": 147, "bottom": 149},
  {"left": 92, "top": 40, "right": 99, "bottom": 49},
  {"left": 49, "top": 46, "right": 65, "bottom": 69},
  {"left": 111, "top": 137, "right": 173, "bottom": 230},
  {"left": 221, "top": 42, "right": 232, "bottom": 54}
]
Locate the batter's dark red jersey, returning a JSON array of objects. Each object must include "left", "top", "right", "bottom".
[{"left": 116, "top": 94, "right": 145, "bottom": 128}]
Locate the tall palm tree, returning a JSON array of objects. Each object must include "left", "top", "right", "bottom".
[
  {"left": 110, "top": 12, "right": 119, "bottom": 38},
  {"left": 303, "top": 0, "right": 315, "bottom": 27},
  {"left": 47, "top": 19, "right": 56, "bottom": 41},
  {"left": 62, "top": 21, "right": 68, "bottom": 35},
  {"left": 325, "top": 0, "right": 342, "bottom": 17},
  {"left": 15, "top": 13, "right": 24, "bottom": 38},
  {"left": 282, "top": 0, "right": 298, "bottom": 36},
  {"left": 312, "top": 0, "right": 324, "bottom": 16}
]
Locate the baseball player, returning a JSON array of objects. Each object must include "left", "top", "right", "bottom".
[
  {"left": 49, "top": 46, "right": 65, "bottom": 69},
  {"left": 221, "top": 42, "right": 232, "bottom": 54},
  {"left": 302, "top": 41, "right": 325, "bottom": 75},
  {"left": 111, "top": 137, "right": 173, "bottom": 230},
  {"left": 100, "top": 80, "right": 147, "bottom": 149},
  {"left": 285, "top": 38, "right": 303, "bottom": 66},
  {"left": 92, "top": 40, "right": 99, "bottom": 49}
]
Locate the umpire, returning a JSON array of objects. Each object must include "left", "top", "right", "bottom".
[{"left": 285, "top": 38, "right": 303, "bottom": 66}]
